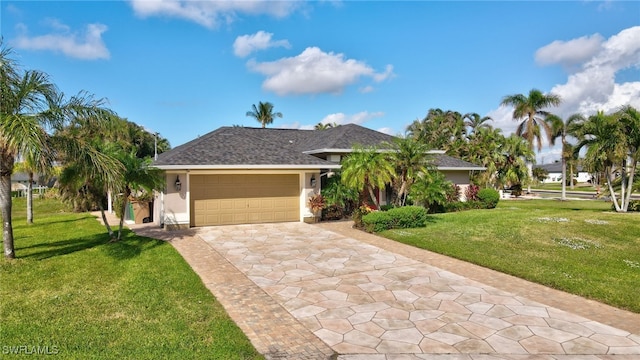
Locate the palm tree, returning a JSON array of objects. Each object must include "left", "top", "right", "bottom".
[
  {"left": 13, "top": 143, "right": 51, "bottom": 225},
  {"left": 463, "top": 113, "right": 493, "bottom": 134},
  {"left": 385, "top": 136, "right": 432, "bottom": 206},
  {"left": 575, "top": 107, "right": 639, "bottom": 212},
  {"left": 496, "top": 135, "right": 535, "bottom": 192},
  {"left": 467, "top": 127, "right": 504, "bottom": 188},
  {"left": 112, "top": 150, "right": 164, "bottom": 241},
  {"left": 501, "top": 89, "right": 561, "bottom": 193},
  {"left": 340, "top": 145, "right": 395, "bottom": 209},
  {"left": 1, "top": 43, "right": 58, "bottom": 259},
  {"left": 546, "top": 113, "right": 585, "bottom": 200},
  {"left": 246, "top": 101, "right": 282, "bottom": 128},
  {"left": 314, "top": 122, "right": 338, "bottom": 130}
]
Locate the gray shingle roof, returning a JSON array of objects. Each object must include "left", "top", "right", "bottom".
[
  {"left": 154, "top": 127, "right": 334, "bottom": 167},
  {"left": 154, "top": 124, "right": 483, "bottom": 170},
  {"left": 431, "top": 154, "right": 485, "bottom": 170},
  {"left": 535, "top": 163, "right": 585, "bottom": 173}
]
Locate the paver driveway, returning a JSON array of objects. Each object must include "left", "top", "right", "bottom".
[
  {"left": 147, "top": 222, "right": 640, "bottom": 359},
  {"left": 127, "top": 219, "right": 640, "bottom": 360}
]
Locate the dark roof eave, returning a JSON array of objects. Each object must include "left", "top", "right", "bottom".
[{"left": 154, "top": 164, "right": 342, "bottom": 171}]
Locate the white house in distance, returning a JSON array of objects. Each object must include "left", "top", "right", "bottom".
[
  {"left": 535, "top": 162, "right": 591, "bottom": 184},
  {"left": 152, "top": 124, "right": 485, "bottom": 229}
]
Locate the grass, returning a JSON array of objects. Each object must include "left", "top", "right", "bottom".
[
  {"left": 1, "top": 197, "right": 262, "bottom": 359},
  {"left": 532, "top": 183, "right": 597, "bottom": 192},
  {"left": 381, "top": 199, "right": 640, "bottom": 313}
]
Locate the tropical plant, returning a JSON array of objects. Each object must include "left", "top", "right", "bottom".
[
  {"left": 546, "top": 113, "right": 585, "bottom": 200},
  {"left": 495, "top": 135, "right": 535, "bottom": 190},
  {"left": 314, "top": 122, "right": 338, "bottom": 130},
  {"left": 407, "top": 108, "right": 466, "bottom": 153},
  {"left": 385, "top": 136, "right": 432, "bottom": 206},
  {"left": 501, "top": 89, "right": 561, "bottom": 193},
  {"left": 463, "top": 112, "right": 493, "bottom": 134},
  {"left": 13, "top": 147, "right": 51, "bottom": 225},
  {"left": 321, "top": 174, "right": 358, "bottom": 217},
  {"left": 408, "top": 170, "right": 452, "bottom": 213},
  {"left": 308, "top": 193, "right": 325, "bottom": 213},
  {"left": 1, "top": 42, "right": 58, "bottom": 258},
  {"left": 245, "top": 101, "right": 282, "bottom": 128},
  {"left": 532, "top": 167, "right": 549, "bottom": 184},
  {"left": 340, "top": 145, "right": 394, "bottom": 209},
  {"left": 112, "top": 149, "right": 164, "bottom": 240},
  {"left": 575, "top": 107, "right": 640, "bottom": 212}
]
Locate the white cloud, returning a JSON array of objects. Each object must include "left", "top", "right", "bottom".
[
  {"left": 247, "top": 47, "right": 394, "bottom": 95},
  {"left": 12, "top": 21, "right": 109, "bottom": 60},
  {"left": 377, "top": 127, "right": 394, "bottom": 135},
  {"left": 549, "top": 26, "right": 640, "bottom": 117},
  {"left": 535, "top": 34, "right": 604, "bottom": 67},
  {"left": 129, "top": 0, "right": 302, "bottom": 29},
  {"left": 490, "top": 26, "right": 640, "bottom": 163},
  {"left": 495, "top": 26, "right": 640, "bottom": 135},
  {"left": 319, "top": 111, "right": 384, "bottom": 125},
  {"left": 359, "top": 85, "right": 374, "bottom": 93},
  {"left": 233, "top": 31, "right": 291, "bottom": 58}
]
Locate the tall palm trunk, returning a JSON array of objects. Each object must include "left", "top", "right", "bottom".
[
  {"left": 561, "top": 159, "right": 567, "bottom": 201},
  {"left": 98, "top": 202, "right": 115, "bottom": 239},
  {"left": 1, "top": 173, "right": 15, "bottom": 259},
  {"left": 27, "top": 171, "right": 34, "bottom": 224},
  {"left": 366, "top": 185, "right": 380, "bottom": 210}
]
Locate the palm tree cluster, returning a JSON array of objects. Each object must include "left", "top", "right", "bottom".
[
  {"left": 406, "top": 108, "right": 533, "bottom": 190},
  {"left": 1, "top": 42, "right": 168, "bottom": 258}
]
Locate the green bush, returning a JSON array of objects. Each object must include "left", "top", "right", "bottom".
[
  {"left": 478, "top": 188, "right": 500, "bottom": 209},
  {"left": 362, "top": 206, "right": 428, "bottom": 232},
  {"left": 380, "top": 204, "right": 394, "bottom": 211}
]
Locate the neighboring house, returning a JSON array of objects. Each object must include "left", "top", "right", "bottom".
[
  {"left": 10, "top": 172, "right": 35, "bottom": 196},
  {"left": 152, "top": 124, "right": 484, "bottom": 229},
  {"left": 534, "top": 163, "right": 591, "bottom": 184}
]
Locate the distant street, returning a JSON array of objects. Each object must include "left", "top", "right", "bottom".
[{"left": 531, "top": 189, "right": 640, "bottom": 201}]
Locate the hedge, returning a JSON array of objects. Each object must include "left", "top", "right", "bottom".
[{"left": 362, "top": 206, "right": 428, "bottom": 232}]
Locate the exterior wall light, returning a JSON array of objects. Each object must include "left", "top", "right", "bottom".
[
  {"left": 175, "top": 175, "right": 182, "bottom": 192},
  {"left": 310, "top": 175, "right": 317, "bottom": 187}
]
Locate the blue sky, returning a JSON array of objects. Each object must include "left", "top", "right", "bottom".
[{"left": 3, "top": 1, "right": 639, "bottom": 163}]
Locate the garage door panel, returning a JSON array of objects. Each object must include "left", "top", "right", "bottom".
[{"left": 191, "top": 174, "right": 300, "bottom": 226}]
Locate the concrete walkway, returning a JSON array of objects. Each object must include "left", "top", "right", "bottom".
[{"left": 127, "top": 220, "right": 640, "bottom": 359}]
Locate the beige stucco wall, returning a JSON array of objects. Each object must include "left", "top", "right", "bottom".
[
  {"left": 161, "top": 172, "right": 189, "bottom": 228},
  {"left": 441, "top": 170, "right": 472, "bottom": 201}
]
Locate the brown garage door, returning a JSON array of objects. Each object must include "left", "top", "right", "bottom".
[{"left": 190, "top": 174, "right": 300, "bottom": 226}]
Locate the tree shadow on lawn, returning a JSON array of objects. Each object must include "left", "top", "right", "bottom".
[
  {"left": 101, "top": 229, "right": 166, "bottom": 260},
  {"left": 18, "top": 233, "right": 111, "bottom": 260},
  {"left": 18, "top": 228, "right": 166, "bottom": 261}
]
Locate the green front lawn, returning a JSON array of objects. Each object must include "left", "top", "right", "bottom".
[
  {"left": 0, "top": 198, "right": 262, "bottom": 359},
  {"left": 381, "top": 199, "right": 640, "bottom": 313}
]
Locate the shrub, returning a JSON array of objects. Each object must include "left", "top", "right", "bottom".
[
  {"left": 362, "top": 206, "right": 428, "bottom": 232},
  {"left": 446, "top": 184, "right": 461, "bottom": 203},
  {"left": 465, "top": 184, "right": 480, "bottom": 201},
  {"left": 380, "top": 204, "right": 394, "bottom": 211},
  {"left": 352, "top": 205, "right": 375, "bottom": 229},
  {"left": 478, "top": 188, "right": 500, "bottom": 209},
  {"left": 444, "top": 200, "right": 484, "bottom": 212},
  {"left": 322, "top": 205, "right": 344, "bottom": 220}
]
